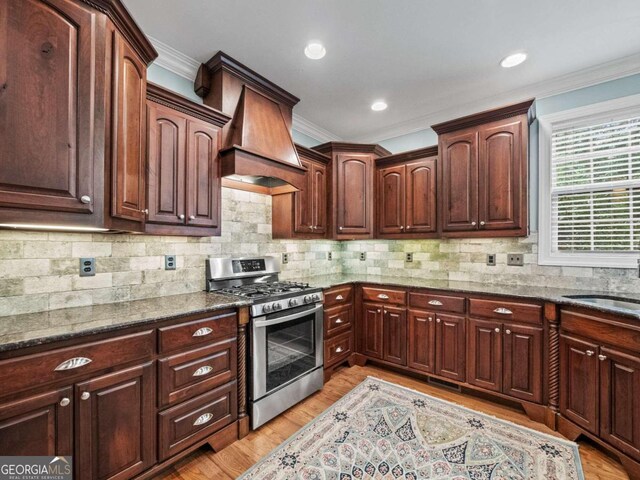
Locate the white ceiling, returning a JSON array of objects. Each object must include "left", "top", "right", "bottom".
[{"left": 123, "top": 0, "right": 640, "bottom": 142}]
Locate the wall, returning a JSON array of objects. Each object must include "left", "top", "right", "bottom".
[{"left": 0, "top": 188, "right": 341, "bottom": 316}]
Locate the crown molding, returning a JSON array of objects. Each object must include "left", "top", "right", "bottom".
[
  {"left": 292, "top": 113, "right": 342, "bottom": 143},
  {"left": 148, "top": 36, "right": 201, "bottom": 80},
  {"left": 354, "top": 52, "right": 640, "bottom": 143}
]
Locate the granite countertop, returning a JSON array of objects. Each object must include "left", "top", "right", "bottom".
[
  {"left": 0, "top": 292, "right": 252, "bottom": 353},
  {"left": 299, "top": 274, "right": 640, "bottom": 320}
]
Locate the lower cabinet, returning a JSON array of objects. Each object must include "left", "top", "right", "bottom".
[
  {"left": 467, "top": 318, "right": 542, "bottom": 403},
  {"left": 361, "top": 302, "right": 406, "bottom": 365},
  {"left": 361, "top": 303, "right": 384, "bottom": 359}
]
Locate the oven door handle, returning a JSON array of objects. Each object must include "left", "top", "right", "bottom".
[{"left": 253, "top": 304, "right": 323, "bottom": 328}]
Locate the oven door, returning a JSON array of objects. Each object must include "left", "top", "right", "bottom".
[{"left": 251, "top": 303, "right": 323, "bottom": 401}]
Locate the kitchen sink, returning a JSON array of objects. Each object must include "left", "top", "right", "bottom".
[{"left": 563, "top": 295, "right": 640, "bottom": 312}]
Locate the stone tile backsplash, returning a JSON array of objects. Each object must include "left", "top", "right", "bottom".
[{"left": 0, "top": 187, "right": 637, "bottom": 316}]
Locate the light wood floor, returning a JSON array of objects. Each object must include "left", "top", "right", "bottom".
[{"left": 158, "top": 365, "right": 628, "bottom": 479}]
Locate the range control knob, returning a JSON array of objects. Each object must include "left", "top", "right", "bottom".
[
  {"left": 289, "top": 298, "right": 298, "bottom": 307},
  {"left": 263, "top": 304, "right": 273, "bottom": 313},
  {"left": 303, "top": 295, "right": 313, "bottom": 304},
  {"left": 312, "top": 294, "right": 321, "bottom": 302},
  {"left": 273, "top": 302, "right": 282, "bottom": 311}
]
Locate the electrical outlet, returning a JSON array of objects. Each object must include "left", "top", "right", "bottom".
[
  {"left": 507, "top": 253, "right": 524, "bottom": 266},
  {"left": 282, "top": 253, "right": 289, "bottom": 264},
  {"left": 327, "top": 252, "right": 333, "bottom": 261},
  {"left": 405, "top": 252, "right": 413, "bottom": 263},
  {"left": 359, "top": 252, "right": 367, "bottom": 261},
  {"left": 165, "top": 255, "right": 176, "bottom": 270},
  {"left": 486, "top": 254, "right": 496, "bottom": 266},
  {"left": 79, "top": 258, "right": 95, "bottom": 277}
]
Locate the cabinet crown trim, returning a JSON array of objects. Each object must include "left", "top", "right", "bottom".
[
  {"left": 312, "top": 142, "right": 391, "bottom": 157},
  {"left": 431, "top": 99, "right": 535, "bottom": 134},
  {"left": 147, "top": 83, "right": 231, "bottom": 127},
  {"left": 295, "top": 144, "right": 331, "bottom": 164},
  {"left": 376, "top": 145, "right": 438, "bottom": 166}
]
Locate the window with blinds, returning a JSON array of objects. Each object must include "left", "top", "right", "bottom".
[{"left": 550, "top": 114, "right": 640, "bottom": 253}]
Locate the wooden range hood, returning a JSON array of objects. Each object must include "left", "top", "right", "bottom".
[{"left": 195, "top": 52, "right": 306, "bottom": 194}]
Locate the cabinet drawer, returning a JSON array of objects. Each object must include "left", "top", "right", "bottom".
[
  {"left": 409, "top": 292, "right": 466, "bottom": 313},
  {"left": 324, "top": 305, "right": 352, "bottom": 338},
  {"left": 158, "top": 338, "right": 237, "bottom": 407},
  {"left": 469, "top": 298, "right": 542, "bottom": 324},
  {"left": 0, "top": 331, "right": 154, "bottom": 396},
  {"left": 158, "top": 381, "right": 237, "bottom": 461},
  {"left": 323, "top": 285, "right": 354, "bottom": 308},
  {"left": 361, "top": 286, "right": 406, "bottom": 305},
  {"left": 158, "top": 311, "right": 237, "bottom": 354},
  {"left": 324, "top": 331, "right": 353, "bottom": 368}
]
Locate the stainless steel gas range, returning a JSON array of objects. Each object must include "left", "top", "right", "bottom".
[{"left": 205, "top": 256, "right": 324, "bottom": 429}]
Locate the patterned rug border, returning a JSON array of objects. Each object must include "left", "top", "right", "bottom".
[{"left": 238, "top": 376, "right": 584, "bottom": 479}]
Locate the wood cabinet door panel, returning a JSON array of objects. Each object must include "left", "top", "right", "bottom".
[
  {"left": 146, "top": 103, "right": 186, "bottom": 225},
  {"left": 294, "top": 158, "right": 314, "bottom": 233},
  {"left": 336, "top": 153, "right": 373, "bottom": 235},
  {"left": 435, "top": 313, "right": 466, "bottom": 381},
  {"left": 383, "top": 306, "right": 406, "bottom": 365},
  {"left": 324, "top": 330, "right": 353, "bottom": 368},
  {"left": 600, "top": 346, "right": 640, "bottom": 459},
  {"left": 76, "top": 362, "right": 156, "bottom": 480},
  {"left": 441, "top": 130, "right": 478, "bottom": 231},
  {"left": 408, "top": 309, "right": 435, "bottom": 373},
  {"left": 112, "top": 33, "right": 146, "bottom": 222},
  {"left": 406, "top": 159, "right": 437, "bottom": 233},
  {"left": 0, "top": 387, "right": 73, "bottom": 456},
  {"left": 467, "top": 318, "right": 501, "bottom": 391},
  {"left": 560, "top": 334, "right": 599, "bottom": 434},
  {"left": 186, "top": 121, "right": 221, "bottom": 228},
  {"left": 361, "top": 303, "right": 383, "bottom": 359},
  {"left": 312, "top": 162, "right": 327, "bottom": 234},
  {"left": 0, "top": 0, "right": 97, "bottom": 214},
  {"left": 478, "top": 119, "right": 523, "bottom": 230},
  {"left": 378, "top": 165, "right": 405, "bottom": 234},
  {"left": 503, "top": 324, "right": 542, "bottom": 403}
]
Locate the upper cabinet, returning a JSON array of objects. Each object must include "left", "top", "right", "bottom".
[
  {"left": 376, "top": 147, "right": 438, "bottom": 238},
  {"left": 433, "top": 100, "right": 534, "bottom": 238},
  {"left": 0, "top": 0, "right": 157, "bottom": 231},
  {"left": 313, "top": 143, "right": 391, "bottom": 240},
  {"left": 272, "top": 145, "right": 329, "bottom": 239},
  {"left": 146, "top": 84, "right": 230, "bottom": 236}
]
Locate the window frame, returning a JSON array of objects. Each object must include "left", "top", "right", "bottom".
[{"left": 538, "top": 94, "right": 640, "bottom": 269}]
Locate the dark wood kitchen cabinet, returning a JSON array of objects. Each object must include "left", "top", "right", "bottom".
[
  {"left": 312, "top": 142, "right": 391, "bottom": 239},
  {"left": 0, "top": 0, "right": 157, "bottom": 231},
  {"left": 383, "top": 306, "right": 407, "bottom": 365},
  {"left": 272, "top": 145, "right": 329, "bottom": 239},
  {"left": 145, "top": 84, "right": 230, "bottom": 236},
  {"left": 361, "top": 303, "right": 384, "bottom": 359},
  {"left": 376, "top": 146, "right": 438, "bottom": 238},
  {"left": 435, "top": 313, "right": 466, "bottom": 381},
  {"left": 433, "top": 100, "right": 533, "bottom": 238},
  {"left": 408, "top": 310, "right": 436, "bottom": 373}
]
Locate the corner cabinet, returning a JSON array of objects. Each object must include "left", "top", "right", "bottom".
[
  {"left": 312, "top": 143, "right": 391, "bottom": 239},
  {"left": 272, "top": 145, "right": 329, "bottom": 239},
  {"left": 433, "top": 100, "right": 533, "bottom": 238},
  {"left": 0, "top": 0, "right": 157, "bottom": 231},
  {"left": 145, "top": 84, "right": 230, "bottom": 236},
  {"left": 376, "top": 147, "right": 438, "bottom": 238}
]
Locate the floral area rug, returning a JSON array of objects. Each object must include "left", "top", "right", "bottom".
[{"left": 239, "top": 377, "right": 584, "bottom": 479}]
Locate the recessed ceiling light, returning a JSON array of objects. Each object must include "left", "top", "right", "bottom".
[
  {"left": 371, "top": 101, "right": 388, "bottom": 111},
  {"left": 304, "top": 42, "right": 326, "bottom": 60},
  {"left": 500, "top": 52, "right": 527, "bottom": 68}
]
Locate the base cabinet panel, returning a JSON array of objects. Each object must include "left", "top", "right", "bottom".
[
  {"left": 467, "top": 318, "right": 502, "bottom": 392},
  {"left": 407, "top": 310, "right": 436, "bottom": 373},
  {"left": 383, "top": 306, "right": 407, "bottom": 366},
  {"left": 361, "top": 303, "right": 384, "bottom": 359},
  {"left": 502, "top": 324, "right": 542, "bottom": 403},
  {"left": 435, "top": 313, "right": 466, "bottom": 381}
]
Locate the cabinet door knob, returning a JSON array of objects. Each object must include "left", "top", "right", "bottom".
[
  {"left": 141, "top": 208, "right": 149, "bottom": 214},
  {"left": 80, "top": 392, "right": 90, "bottom": 401},
  {"left": 494, "top": 327, "right": 500, "bottom": 333},
  {"left": 400, "top": 226, "right": 404, "bottom": 230},
  {"left": 505, "top": 329, "right": 511, "bottom": 334},
  {"left": 377, "top": 309, "right": 381, "bottom": 313},
  {"left": 338, "top": 226, "right": 343, "bottom": 231},
  {"left": 179, "top": 214, "right": 185, "bottom": 220},
  {"left": 436, "top": 318, "right": 441, "bottom": 323},
  {"left": 80, "top": 195, "right": 91, "bottom": 204},
  {"left": 406, "top": 225, "right": 411, "bottom": 229},
  {"left": 480, "top": 221, "right": 485, "bottom": 226},
  {"left": 189, "top": 215, "right": 195, "bottom": 220},
  {"left": 598, "top": 354, "right": 607, "bottom": 361},
  {"left": 335, "top": 347, "right": 343, "bottom": 353},
  {"left": 428, "top": 317, "right": 433, "bottom": 322},
  {"left": 471, "top": 221, "right": 477, "bottom": 226},
  {"left": 586, "top": 350, "right": 594, "bottom": 356},
  {"left": 59, "top": 397, "right": 70, "bottom": 407}
]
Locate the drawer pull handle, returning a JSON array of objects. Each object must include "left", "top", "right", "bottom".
[
  {"left": 428, "top": 300, "right": 444, "bottom": 306},
  {"left": 377, "top": 294, "right": 390, "bottom": 300},
  {"left": 586, "top": 350, "right": 595, "bottom": 356},
  {"left": 193, "top": 413, "right": 214, "bottom": 426},
  {"left": 193, "top": 327, "right": 213, "bottom": 337},
  {"left": 336, "top": 295, "right": 344, "bottom": 300},
  {"left": 335, "top": 318, "right": 344, "bottom": 324},
  {"left": 193, "top": 366, "right": 213, "bottom": 377},
  {"left": 335, "top": 347, "right": 343, "bottom": 353},
  {"left": 493, "top": 307, "right": 513, "bottom": 315},
  {"left": 55, "top": 357, "right": 92, "bottom": 371},
  {"left": 598, "top": 354, "right": 607, "bottom": 361}
]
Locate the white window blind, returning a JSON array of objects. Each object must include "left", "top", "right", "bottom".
[{"left": 550, "top": 114, "right": 640, "bottom": 253}]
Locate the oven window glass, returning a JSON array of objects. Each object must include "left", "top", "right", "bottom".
[{"left": 266, "top": 313, "right": 316, "bottom": 392}]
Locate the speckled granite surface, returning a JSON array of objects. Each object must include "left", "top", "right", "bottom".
[
  {"left": 300, "top": 274, "right": 640, "bottom": 320},
  {"left": 0, "top": 292, "right": 251, "bottom": 353}
]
